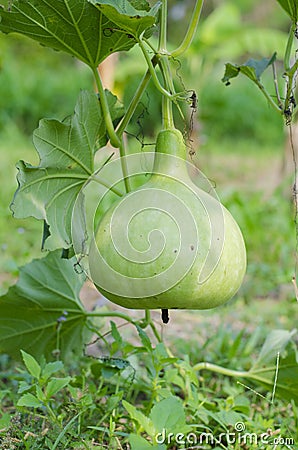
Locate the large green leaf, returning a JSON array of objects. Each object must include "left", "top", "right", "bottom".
[
  {"left": 0, "top": 0, "right": 155, "bottom": 67},
  {"left": 10, "top": 89, "right": 123, "bottom": 250},
  {"left": 0, "top": 251, "right": 88, "bottom": 361}
]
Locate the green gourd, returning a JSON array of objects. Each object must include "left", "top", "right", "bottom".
[{"left": 89, "top": 128, "right": 246, "bottom": 311}]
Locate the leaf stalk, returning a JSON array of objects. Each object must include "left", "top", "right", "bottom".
[{"left": 171, "top": 0, "right": 204, "bottom": 58}]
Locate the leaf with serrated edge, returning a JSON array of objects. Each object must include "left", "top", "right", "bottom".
[
  {"left": 21, "top": 350, "right": 41, "bottom": 379},
  {"left": 0, "top": 0, "right": 143, "bottom": 67},
  {"left": 0, "top": 251, "right": 87, "bottom": 361},
  {"left": 17, "top": 393, "right": 42, "bottom": 408},
  {"left": 11, "top": 90, "right": 122, "bottom": 250}
]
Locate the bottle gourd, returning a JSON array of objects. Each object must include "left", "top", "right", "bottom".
[{"left": 89, "top": 128, "right": 246, "bottom": 310}]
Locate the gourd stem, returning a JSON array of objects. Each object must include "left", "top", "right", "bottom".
[
  {"left": 145, "top": 309, "right": 151, "bottom": 324},
  {"left": 160, "top": 57, "right": 176, "bottom": 129},
  {"left": 159, "top": 0, "right": 175, "bottom": 130},
  {"left": 159, "top": 0, "right": 168, "bottom": 52},
  {"left": 171, "top": 0, "right": 204, "bottom": 58},
  {"left": 119, "top": 137, "right": 132, "bottom": 193}
]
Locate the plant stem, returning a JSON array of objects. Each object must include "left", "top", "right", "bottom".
[
  {"left": 116, "top": 58, "right": 157, "bottom": 136},
  {"left": 149, "top": 320, "right": 162, "bottom": 343},
  {"left": 159, "top": 0, "right": 168, "bottom": 52},
  {"left": 159, "top": 58, "right": 175, "bottom": 129},
  {"left": 192, "top": 361, "right": 248, "bottom": 377},
  {"left": 272, "top": 61, "right": 283, "bottom": 111},
  {"left": 140, "top": 310, "right": 162, "bottom": 342},
  {"left": 86, "top": 311, "right": 136, "bottom": 324},
  {"left": 90, "top": 175, "right": 123, "bottom": 197},
  {"left": 92, "top": 67, "right": 121, "bottom": 149},
  {"left": 158, "top": 0, "right": 175, "bottom": 129},
  {"left": 256, "top": 79, "right": 283, "bottom": 114},
  {"left": 93, "top": 68, "right": 131, "bottom": 192},
  {"left": 137, "top": 38, "right": 173, "bottom": 99},
  {"left": 284, "top": 58, "right": 298, "bottom": 119},
  {"left": 171, "top": 0, "right": 204, "bottom": 58},
  {"left": 119, "top": 136, "right": 132, "bottom": 193},
  {"left": 145, "top": 309, "right": 151, "bottom": 324}
]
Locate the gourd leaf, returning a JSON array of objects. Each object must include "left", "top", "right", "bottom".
[
  {"left": 276, "top": 0, "right": 298, "bottom": 21},
  {"left": 10, "top": 89, "right": 123, "bottom": 250},
  {"left": 222, "top": 53, "right": 276, "bottom": 86},
  {"left": 0, "top": 0, "right": 157, "bottom": 67},
  {"left": 0, "top": 250, "right": 88, "bottom": 361},
  {"left": 245, "top": 329, "right": 298, "bottom": 403},
  {"left": 88, "top": 0, "right": 160, "bottom": 37}
]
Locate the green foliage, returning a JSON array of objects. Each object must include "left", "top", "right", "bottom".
[
  {"left": 199, "top": 75, "right": 284, "bottom": 145},
  {"left": 0, "top": 0, "right": 157, "bottom": 68},
  {"left": 89, "top": 0, "right": 159, "bottom": 39},
  {"left": 222, "top": 184, "right": 294, "bottom": 298},
  {"left": 0, "top": 0, "right": 298, "bottom": 447},
  {"left": 0, "top": 36, "right": 94, "bottom": 135},
  {"left": 0, "top": 251, "right": 87, "bottom": 360},
  {"left": 247, "top": 330, "right": 298, "bottom": 403},
  {"left": 11, "top": 90, "right": 123, "bottom": 250},
  {"left": 277, "top": 0, "right": 298, "bottom": 21},
  {"left": 1, "top": 321, "right": 296, "bottom": 448},
  {"left": 222, "top": 54, "right": 277, "bottom": 85}
]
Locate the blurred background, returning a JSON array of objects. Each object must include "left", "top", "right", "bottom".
[{"left": 0, "top": 0, "right": 296, "bottom": 312}]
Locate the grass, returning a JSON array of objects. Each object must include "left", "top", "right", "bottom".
[{"left": 0, "top": 310, "right": 297, "bottom": 449}]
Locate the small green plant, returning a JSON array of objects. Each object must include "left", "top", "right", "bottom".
[{"left": 1, "top": 327, "right": 297, "bottom": 448}]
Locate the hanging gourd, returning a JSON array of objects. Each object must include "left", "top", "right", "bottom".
[{"left": 89, "top": 128, "right": 246, "bottom": 312}]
